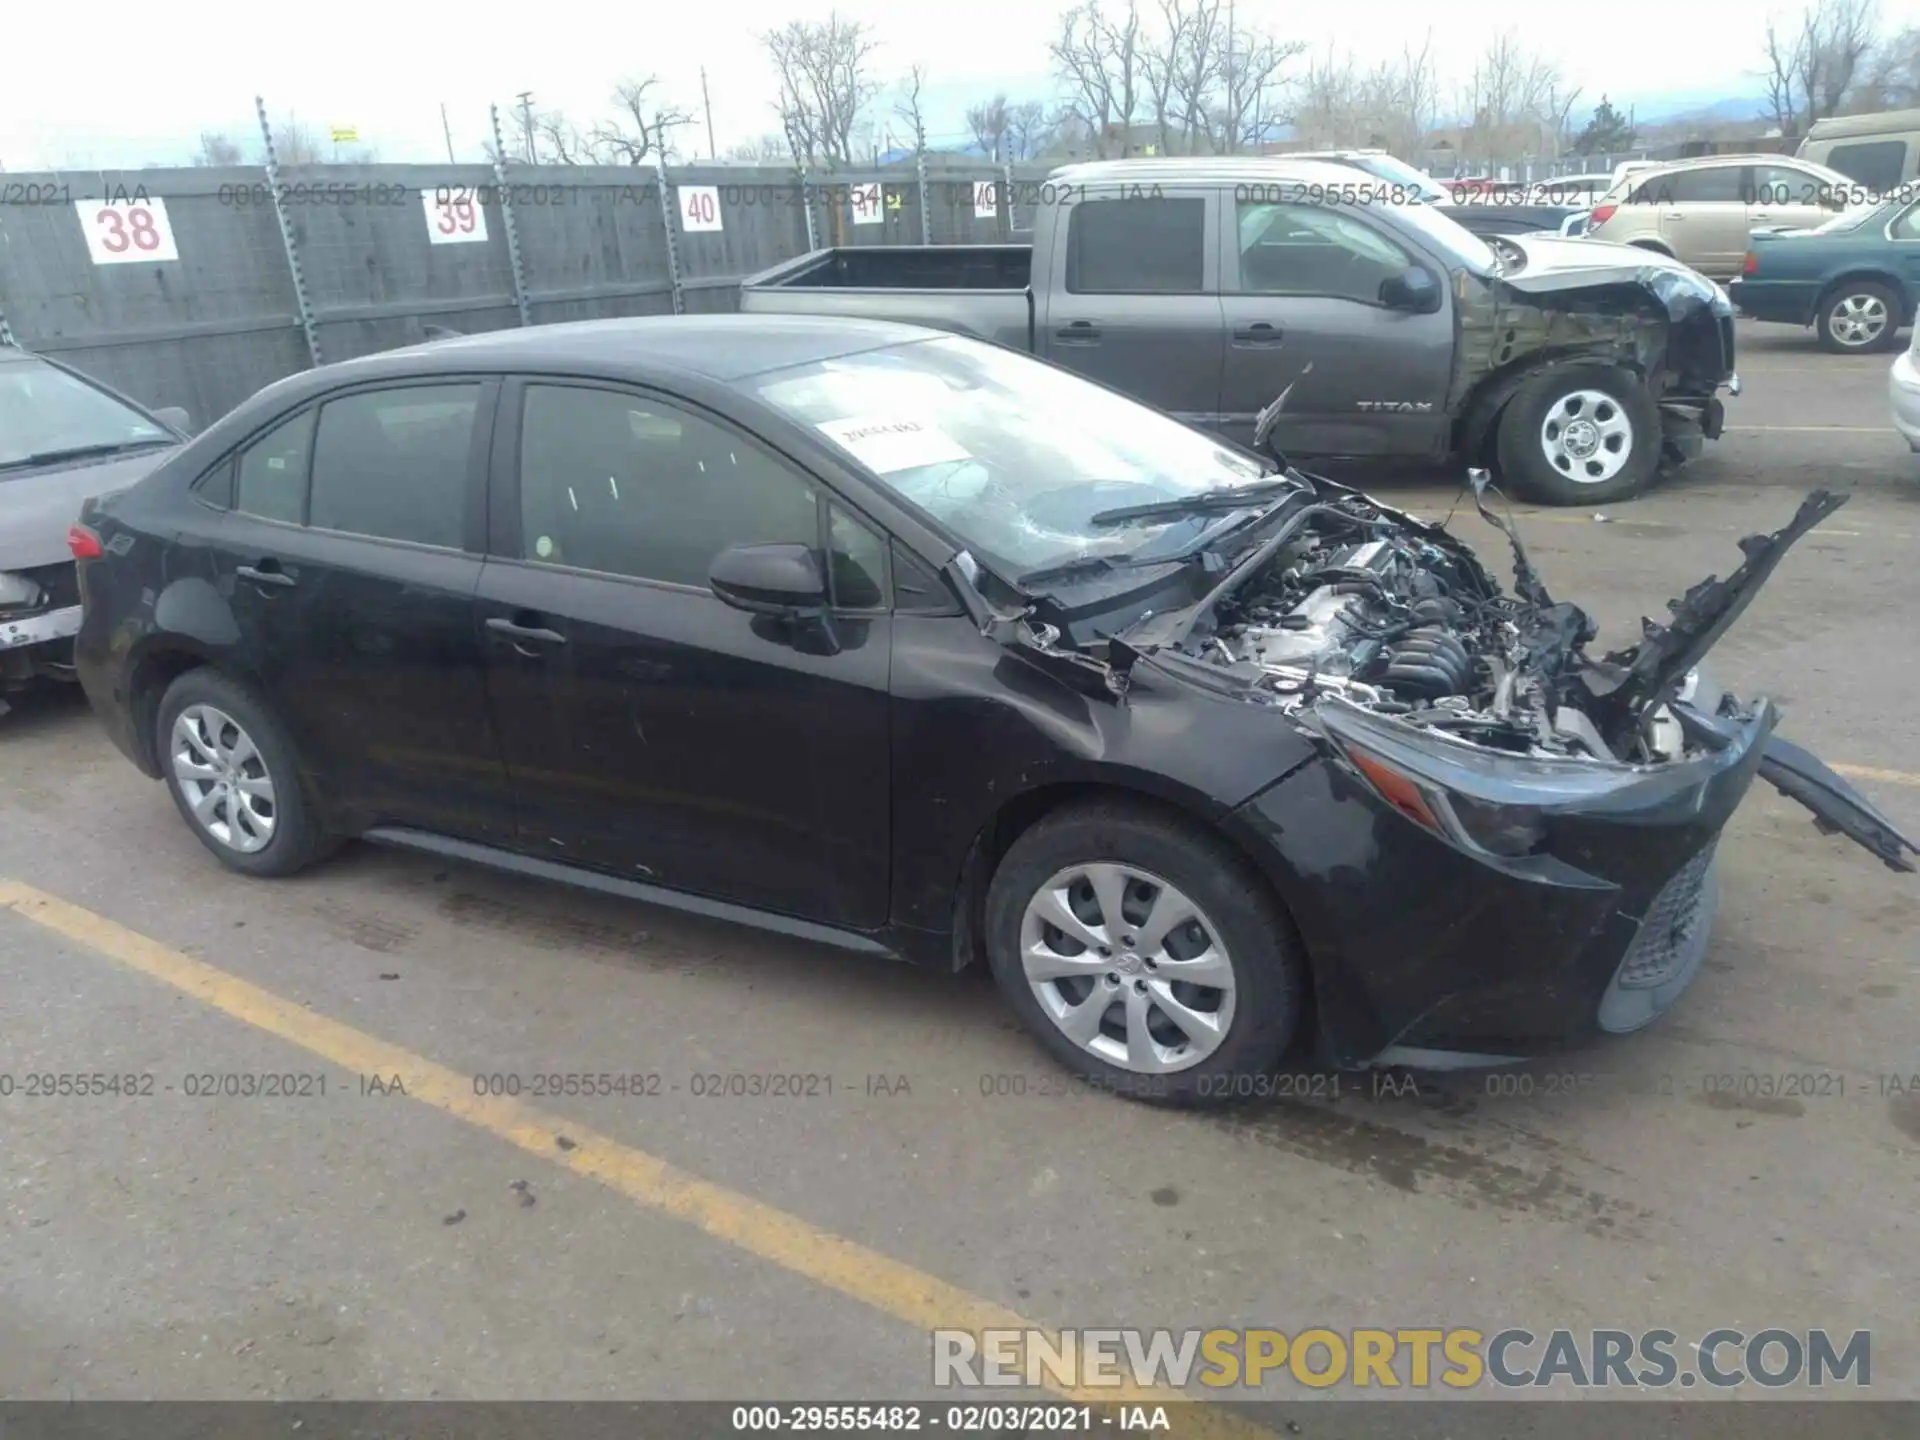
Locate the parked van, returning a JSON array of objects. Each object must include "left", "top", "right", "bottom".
[{"left": 1796, "top": 108, "right": 1920, "bottom": 190}]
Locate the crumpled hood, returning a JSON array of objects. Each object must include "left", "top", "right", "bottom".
[
  {"left": 0, "top": 447, "right": 177, "bottom": 571},
  {"left": 1495, "top": 233, "right": 1719, "bottom": 295}
]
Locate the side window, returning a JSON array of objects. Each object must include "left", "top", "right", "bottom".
[
  {"left": 827, "top": 504, "right": 886, "bottom": 609},
  {"left": 517, "top": 384, "right": 820, "bottom": 589},
  {"left": 1751, "top": 165, "right": 1821, "bottom": 205},
  {"left": 1661, "top": 166, "right": 1746, "bottom": 203},
  {"left": 1232, "top": 202, "right": 1415, "bottom": 303},
  {"left": 233, "top": 408, "right": 315, "bottom": 524},
  {"left": 308, "top": 385, "right": 478, "bottom": 548},
  {"left": 1825, "top": 141, "right": 1908, "bottom": 192},
  {"left": 1065, "top": 197, "right": 1205, "bottom": 294},
  {"left": 1890, "top": 202, "right": 1920, "bottom": 241},
  {"left": 891, "top": 539, "right": 960, "bottom": 614}
]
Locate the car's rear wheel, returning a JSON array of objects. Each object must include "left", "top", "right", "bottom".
[
  {"left": 983, "top": 799, "right": 1305, "bottom": 1106},
  {"left": 1816, "top": 280, "right": 1902, "bottom": 354},
  {"left": 1495, "top": 363, "right": 1662, "bottom": 506},
  {"left": 156, "top": 669, "right": 332, "bottom": 878}
]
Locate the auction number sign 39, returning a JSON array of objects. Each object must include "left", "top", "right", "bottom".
[
  {"left": 75, "top": 197, "right": 180, "bottom": 264},
  {"left": 423, "top": 186, "right": 489, "bottom": 244}
]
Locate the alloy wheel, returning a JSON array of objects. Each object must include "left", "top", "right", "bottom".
[
  {"left": 1539, "top": 389, "right": 1634, "bottom": 484},
  {"left": 1829, "top": 293, "right": 1889, "bottom": 348},
  {"left": 170, "top": 704, "right": 278, "bottom": 854},
  {"left": 1018, "top": 862, "right": 1237, "bottom": 1073}
]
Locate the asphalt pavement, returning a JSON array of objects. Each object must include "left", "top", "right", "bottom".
[{"left": 1, "top": 321, "right": 1915, "bottom": 1426}]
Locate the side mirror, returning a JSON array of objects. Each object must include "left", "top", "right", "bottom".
[
  {"left": 154, "top": 405, "right": 193, "bottom": 434},
  {"left": 709, "top": 542, "right": 828, "bottom": 616},
  {"left": 1380, "top": 266, "right": 1441, "bottom": 313}
]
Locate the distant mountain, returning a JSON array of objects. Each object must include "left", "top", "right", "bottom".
[{"left": 1581, "top": 92, "right": 1771, "bottom": 128}]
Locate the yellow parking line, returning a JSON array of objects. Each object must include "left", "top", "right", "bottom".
[
  {"left": 1831, "top": 762, "right": 1920, "bottom": 789},
  {"left": 0, "top": 879, "right": 1267, "bottom": 1436},
  {"left": 1724, "top": 425, "right": 1895, "bottom": 433}
]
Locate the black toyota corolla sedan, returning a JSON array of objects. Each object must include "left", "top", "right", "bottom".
[{"left": 70, "top": 316, "right": 1913, "bottom": 1104}]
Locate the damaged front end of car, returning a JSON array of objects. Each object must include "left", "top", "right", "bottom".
[
  {"left": 949, "top": 464, "right": 1913, "bottom": 1065},
  {"left": 1458, "top": 236, "right": 1740, "bottom": 469}
]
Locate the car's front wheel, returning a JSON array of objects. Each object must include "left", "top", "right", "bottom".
[
  {"left": 156, "top": 668, "right": 332, "bottom": 877},
  {"left": 984, "top": 799, "right": 1305, "bottom": 1106},
  {"left": 1496, "top": 363, "right": 1662, "bottom": 505},
  {"left": 1816, "top": 280, "right": 1902, "bottom": 354}
]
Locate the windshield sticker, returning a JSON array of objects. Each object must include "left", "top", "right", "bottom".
[{"left": 817, "top": 415, "right": 971, "bottom": 474}]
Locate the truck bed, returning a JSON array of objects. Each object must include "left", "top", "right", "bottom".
[{"left": 738, "top": 246, "right": 1036, "bottom": 352}]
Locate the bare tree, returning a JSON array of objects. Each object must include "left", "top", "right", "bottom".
[
  {"left": 966, "top": 93, "right": 1013, "bottom": 160},
  {"left": 895, "top": 65, "right": 931, "bottom": 154},
  {"left": 1858, "top": 22, "right": 1920, "bottom": 107},
  {"left": 1050, "top": 0, "right": 1146, "bottom": 157},
  {"left": 1163, "top": 0, "right": 1225, "bottom": 153},
  {"left": 764, "top": 13, "right": 883, "bottom": 171},
  {"left": 531, "top": 109, "right": 592, "bottom": 165},
  {"left": 725, "top": 133, "right": 796, "bottom": 162},
  {"left": 194, "top": 131, "right": 245, "bottom": 166},
  {"left": 270, "top": 115, "right": 324, "bottom": 165},
  {"left": 1214, "top": 15, "right": 1304, "bottom": 153},
  {"left": 591, "top": 76, "right": 696, "bottom": 164},
  {"left": 1456, "top": 31, "right": 1570, "bottom": 167},
  {"left": 1006, "top": 99, "right": 1052, "bottom": 159},
  {"left": 1761, "top": 0, "right": 1882, "bottom": 136}
]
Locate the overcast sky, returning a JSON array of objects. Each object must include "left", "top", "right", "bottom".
[{"left": 5, "top": 0, "right": 1779, "bottom": 170}]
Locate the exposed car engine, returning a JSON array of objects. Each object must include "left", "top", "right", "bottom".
[{"left": 1173, "top": 482, "right": 1694, "bottom": 766}]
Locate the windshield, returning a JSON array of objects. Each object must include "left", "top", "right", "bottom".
[
  {"left": 1347, "top": 154, "right": 1452, "bottom": 203},
  {"left": 0, "top": 356, "right": 172, "bottom": 470},
  {"left": 1384, "top": 197, "right": 1500, "bottom": 275},
  {"left": 753, "top": 335, "right": 1273, "bottom": 580}
]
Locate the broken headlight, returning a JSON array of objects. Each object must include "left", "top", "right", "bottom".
[
  {"left": 1340, "top": 744, "right": 1549, "bottom": 858},
  {"left": 0, "top": 572, "right": 44, "bottom": 611}
]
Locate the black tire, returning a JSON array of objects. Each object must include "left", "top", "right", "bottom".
[
  {"left": 154, "top": 668, "right": 333, "bottom": 878},
  {"left": 983, "top": 799, "right": 1305, "bottom": 1107},
  {"left": 1495, "top": 363, "right": 1662, "bottom": 506},
  {"left": 1816, "top": 279, "right": 1903, "bottom": 354}
]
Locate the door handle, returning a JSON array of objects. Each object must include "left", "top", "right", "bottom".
[
  {"left": 1055, "top": 320, "right": 1102, "bottom": 343},
  {"left": 1232, "top": 322, "right": 1284, "bottom": 345},
  {"left": 486, "top": 615, "right": 568, "bottom": 652},
  {"left": 235, "top": 561, "right": 295, "bottom": 590},
  {"left": 1662, "top": 212, "right": 1685, "bottom": 221}
]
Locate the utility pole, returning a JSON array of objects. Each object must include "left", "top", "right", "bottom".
[
  {"left": 516, "top": 91, "right": 536, "bottom": 163},
  {"left": 701, "top": 67, "right": 717, "bottom": 160},
  {"left": 440, "top": 102, "right": 456, "bottom": 163}
]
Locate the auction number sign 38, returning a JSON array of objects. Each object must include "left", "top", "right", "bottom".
[{"left": 74, "top": 196, "right": 180, "bottom": 264}]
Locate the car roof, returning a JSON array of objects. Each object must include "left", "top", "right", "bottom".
[
  {"left": 326, "top": 313, "right": 947, "bottom": 385},
  {"left": 0, "top": 344, "right": 47, "bottom": 366}
]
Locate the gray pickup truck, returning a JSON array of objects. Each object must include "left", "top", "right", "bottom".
[{"left": 739, "top": 157, "right": 1741, "bottom": 505}]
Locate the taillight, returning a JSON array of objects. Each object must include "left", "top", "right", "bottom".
[
  {"left": 1588, "top": 203, "right": 1617, "bottom": 227},
  {"left": 1743, "top": 250, "right": 1759, "bottom": 275},
  {"left": 67, "top": 524, "right": 103, "bottom": 560}
]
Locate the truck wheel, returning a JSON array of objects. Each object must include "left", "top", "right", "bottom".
[
  {"left": 1816, "top": 280, "right": 1901, "bottom": 354},
  {"left": 1495, "top": 364, "right": 1662, "bottom": 506},
  {"left": 983, "top": 798, "right": 1305, "bottom": 1107}
]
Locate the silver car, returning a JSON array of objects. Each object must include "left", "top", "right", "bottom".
[
  {"left": 1, "top": 346, "right": 188, "bottom": 708},
  {"left": 1893, "top": 325, "right": 1920, "bottom": 453},
  {"left": 1587, "top": 154, "right": 1857, "bottom": 278}
]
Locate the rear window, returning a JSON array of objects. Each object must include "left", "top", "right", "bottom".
[
  {"left": 1066, "top": 197, "right": 1205, "bottom": 294},
  {"left": 308, "top": 385, "right": 479, "bottom": 548},
  {"left": 1825, "top": 140, "right": 1908, "bottom": 192}
]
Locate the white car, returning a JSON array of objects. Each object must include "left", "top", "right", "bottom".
[{"left": 1893, "top": 327, "right": 1920, "bottom": 453}]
